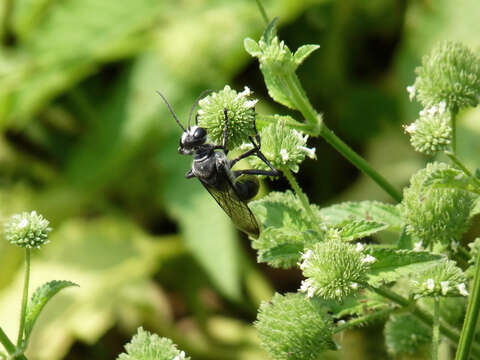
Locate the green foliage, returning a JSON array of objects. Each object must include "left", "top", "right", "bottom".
[
  {"left": 401, "top": 162, "right": 475, "bottom": 247},
  {"left": 365, "top": 248, "right": 443, "bottom": 286},
  {"left": 423, "top": 166, "right": 480, "bottom": 195},
  {"left": 117, "top": 327, "right": 189, "bottom": 360},
  {"left": 198, "top": 85, "right": 257, "bottom": 149},
  {"left": 384, "top": 314, "right": 431, "bottom": 356},
  {"left": 255, "top": 293, "right": 336, "bottom": 360},
  {"left": 413, "top": 41, "right": 480, "bottom": 111},
  {"left": 336, "top": 219, "right": 388, "bottom": 241},
  {"left": 249, "top": 191, "right": 323, "bottom": 269},
  {"left": 318, "top": 201, "right": 403, "bottom": 232},
  {"left": 24, "top": 280, "right": 78, "bottom": 341}
]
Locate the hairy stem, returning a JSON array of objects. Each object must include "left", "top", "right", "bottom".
[
  {"left": 281, "top": 166, "right": 322, "bottom": 233},
  {"left": 432, "top": 297, "right": 440, "bottom": 360},
  {"left": 446, "top": 152, "right": 480, "bottom": 189},
  {"left": 17, "top": 249, "right": 30, "bottom": 347},
  {"left": 282, "top": 71, "right": 402, "bottom": 202},
  {"left": 455, "top": 247, "right": 480, "bottom": 360},
  {"left": 254, "top": 0, "right": 269, "bottom": 24},
  {"left": 372, "top": 286, "right": 480, "bottom": 358}
]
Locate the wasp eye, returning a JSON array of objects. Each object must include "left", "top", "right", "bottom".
[{"left": 194, "top": 127, "right": 207, "bottom": 139}]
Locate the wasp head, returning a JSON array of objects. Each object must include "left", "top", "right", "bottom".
[{"left": 178, "top": 125, "right": 207, "bottom": 154}]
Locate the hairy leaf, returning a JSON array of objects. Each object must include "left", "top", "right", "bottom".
[
  {"left": 293, "top": 44, "right": 320, "bottom": 67},
  {"left": 319, "top": 201, "right": 403, "bottom": 231},
  {"left": 423, "top": 166, "right": 480, "bottom": 194},
  {"left": 366, "top": 248, "right": 444, "bottom": 286},
  {"left": 25, "top": 280, "right": 78, "bottom": 341},
  {"left": 337, "top": 219, "right": 388, "bottom": 241}
]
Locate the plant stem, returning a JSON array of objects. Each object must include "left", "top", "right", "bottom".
[
  {"left": 254, "top": 0, "right": 269, "bottom": 24},
  {"left": 334, "top": 307, "right": 396, "bottom": 333},
  {"left": 0, "top": 327, "right": 15, "bottom": 355},
  {"left": 372, "top": 286, "right": 480, "bottom": 358},
  {"left": 432, "top": 297, "right": 440, "bottom": 360},
  {"left": 17, "top": 249, "right": 31, "bottom": 347},
  {"left": 0, "top": 0, "right": 14, "bottom": 47},
  {"left": 281, "top": 166, "right": 322, "bottom": 233},
  {"left": 282, "top": 72, "right": 402, "bottom": 202},
  {"left": 455, "top": 247, "right": 480, "bottom": 360},
  {"left": 446, "top": 152, "right": 480, "bottom": 189},
  {"left": 450, "top": 108, "right": 458, "bottom": 155}
]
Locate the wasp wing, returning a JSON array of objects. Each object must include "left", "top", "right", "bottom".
[{"left": 199, "top": 178, "right": 260, "bottom": 238}]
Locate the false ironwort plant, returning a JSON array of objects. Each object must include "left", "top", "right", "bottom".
[
  {"left": 0, "top": 211, "right": 77, "bottom": 360},
  {"left": 194, "top": 17, "right": 480, "bottom": 360}
]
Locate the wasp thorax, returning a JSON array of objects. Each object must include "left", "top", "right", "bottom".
[{"left": 178, "top": 126, "right": 207, "bottom": 154}]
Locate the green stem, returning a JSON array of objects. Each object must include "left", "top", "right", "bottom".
[
  {"left": 16, "top": 249, "right": 30, "bottom": 347},
  {"left": 450, "top": 108, "right": 458, "bottom": 155},
  {"left": 334, "top": 307, "right": 396, "bottom": 333},
  {"left": 0, "top": 0, "right": 14, "bottom": 47},
  {"left": 254, "top": 0, "right": 269, "bottom": 24},
  {"left": 372, "top": 286, "right": 480, "bottom": 358},
  {"left": 0, "top": 327, "right": 15, "bottom": 355},
  {"left": 446, "top": 152, "right": 480, "bottom": 189},
  {"left": 282, "top": 72, "right": 402, "bottom": 202},
  {"left": 281, "top": 166, "right": 322, "bottom": 233},
  {"left": 455, "top": 247, "right": 480, "bottom": 360},
  {"left": 432, "top": 297, "right": 440, "bottom": 360}
]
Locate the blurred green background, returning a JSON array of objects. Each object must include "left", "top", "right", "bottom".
[{"left": 1, "top": 0, "right": 480, "bottom": 359}]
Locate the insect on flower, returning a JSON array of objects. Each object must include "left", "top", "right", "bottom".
[{"left": 157, "top": 90, "right": 279, "bottom": 238}]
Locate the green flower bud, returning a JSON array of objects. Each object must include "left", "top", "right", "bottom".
[
  {"left": 384, "top": 314, "right": 431, "bottom": 356},
  {"left": 4, "top": 211, "right": 51, "bottom": 249},
  {"left": 117, "top": 327, "right": 189, "bottom": 360},
  {"left": 255, "top": 292, "right": 336, "bottom": 360},
  {"left": 197, "top": 85, "right": 257, "bottom": 149},
  {"left": 299, "top": 230, "right": 374, "bottom": 301},
  {"left": 246, "top": 119, "right": 315, "bottom": 173},
  {"left": 404, "top": 106, "right": 452, "bottom": 155},
  {"left": 401, "top": 162, "right": 475, "bottom": 247},
  {"left": 413, "top": 41, "right": 480, "bottom": 111},
  {"left": 410, "top": 260, "right": 467, "bottom": 298}
]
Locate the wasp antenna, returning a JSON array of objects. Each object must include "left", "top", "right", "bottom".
[
  {"left": 188, "top": 89, "right": 213, "bottom": 128},
  {"left": 156, "top": 91, "right": 186, "bottom": 132}
]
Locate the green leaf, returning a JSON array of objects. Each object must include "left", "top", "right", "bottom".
[
  {"left": 337, "top": 219, "right": 388, "bottom": 241},
  {"left": 423, "top": 166, "right": 480, "bottom": 194},
  {"left": 261, "top": 17, "right": 278, "bottom": 44},
  {"left": 260, "top": 66, "right": 298, "bottom": 109},
  {"left": 327, "top": 290, "right": 390, "bottom": 319},
  {"left": 319, "top": 201, "right": 403, "bottom": 232},
  {"left": 244, "top": 38, "right": 261, "bottom": 57},
  {"left": 293, "top": 44, "right": 320, "bottom": 67},
  {"left": 25, "top": 280, "right": 78, "bottom": 340},
  {"left": 249, "top": 191, "right": 323, "bottom": 268},
  {"left": 366, "top": 247, "right": 444, "bottom": 286}
]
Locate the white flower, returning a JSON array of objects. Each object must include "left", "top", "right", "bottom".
[
  {"left": 426, "top": 278, "right": 435, "bottom": 291},
  {"left": 18, "top": 218, "right": 29, "bottom": 229},
  {"left": 419, "top": 108, "right": 427, "bottom": 116},
  {"left": 300, "top": 279, "right": 316, "bottom": 298},
  {"left": 440, "top": 281, "right": 450, "bottom": 295},
  {"left": 280, "top": 148, "right": 289, "bottom": 161},
  {"left": 404, "top": 123, "right": 417, "bottom": 134},
  {"left": 438, "top": 101, "right": 446, "bottom": 114},
  {"left": 173, "top": 351, "right": 187, "bottom": 360},
  {"left": 457, "top": 283, "right": 469, "bottom": 296},
  {"left": 355, "top": 243, "right": 364, "bottom": 252},
  {"left": 298, "top": 146, "right": 316, "bottom": 159},
  {"left": 362, "top": 254, "right": 376, "bottom": 264},
  {"left": 407, "top": 85, "right": 416, "bottom": 101},
  {"left": 413, "top": 241, "right": 423, "bottom": 252},
  {"left": 244, "top": 99, "right": 258, "bottom": 108},
  {"left": 302, "top": 249, "right": 313, "bottom": 261},
  {"left": 427, "top": 105, "right": 438, "bottom": 116},
  {"left": 350, "top": 282, "right": 359, "bottom": 289}
]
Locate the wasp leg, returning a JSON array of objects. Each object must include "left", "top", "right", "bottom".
[
  {"left": 233, "top": 169, "right": 279, "bottom": 177},
  {"left": 185, "top": 169, "right": 195, "bottom": 179}
]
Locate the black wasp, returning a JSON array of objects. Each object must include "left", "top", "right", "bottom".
[{"left": 157, "top": 90, "right": 279, "bottom": 238}]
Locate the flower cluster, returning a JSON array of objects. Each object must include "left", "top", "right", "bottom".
[
  {"left": 246, "top": 119, "right": 315, "bottom": 173},
  {"left": 117, "top": 327, "right": 189, "bottom": 360},
  {"left": 298, "top": 230, "right": 375, "bottom": 301},
  {"left": 404, "top": 103, "right": 452, "bottom": 155},
  {"left": 410, "top": 260, "right": 468, "bottom": 298},
  {"left": 255, "top": 293, "right": 336, "bottom": 360},
  {"left": 4, "top": 211, "right": 52, "bottom": 249},
  {"left": 401, "top": 162, "right": 475, "bottom": 248},
  {"left": 197, "top": 85, "right": 257, "bottom": 149},
  {"left": 411, "top": 41, "right": 480, "bottom": 111}
]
